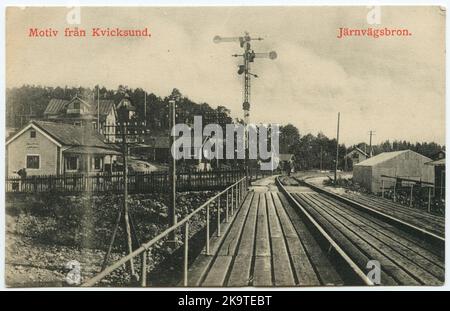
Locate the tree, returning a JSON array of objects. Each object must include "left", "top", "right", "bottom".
[{"left": 279, "top": 124, "right": 300, "bottom": 153}]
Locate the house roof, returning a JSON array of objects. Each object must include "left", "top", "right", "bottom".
[
  {"left": 6, "top": 120, "right": 113, "bottom": 150},
  {"left": 355, "top": 150, "right": 414, "bottom": 167},
  {"left": 117, "top": 96, "right": 136, "bottom": 111},
  {"left": 345, "top": 146, "right": 369, "bottom": 158},
  {"left": 44, "top": 99, "right": 68, "bottom": 115},
  {"left": 44, "top": 98, "right": 116, "bottom": 117},
  {"left": 64, "top": 146, "right": 122, "bottom": 155},
  {"left": 34, "top": 121, "right": 110, "bottom": 147}
]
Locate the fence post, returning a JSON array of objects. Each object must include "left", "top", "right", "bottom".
[
  {"left": 33, "top": 176, "right": 37, "bottom": 193},
  {"left": 188, "top": 170, "right": 192, "bottom": 189},
  {"left": 184, "top": 222, "right": 189, "bottom": 286},
  {"left": 140, "top": 249, "right": 147, "bottom": 287},
  {"left": 206, "top": 204, "right": 210, "bottom": 255},
  {"left": 235, "top": 184, "right": 239, "bottom": 210},
  {"left": 381, "top": 180, "right": 385, "bottom": 198},
  {"left": 409, "top": 184, "right": 414, "bottom": 208},
  {"left": 231, "top": 186, "right": 234, "bottom": 215},
  {"left": 236, "top": 183, "right": 240, "bottom": 206},
  {"left": 225, "top": 189, "right": 229, "bottom": 223},
  {"left": 217, "top": 196, "right": 221, "bottom": 237}
]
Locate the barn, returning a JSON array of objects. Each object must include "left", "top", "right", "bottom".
[{"left": 353, "top": 150, "right": 434, "bottom": 193}]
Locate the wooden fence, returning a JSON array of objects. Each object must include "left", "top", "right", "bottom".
[{"left": 5, "top": 168, "right": 272, "bottom": 194}]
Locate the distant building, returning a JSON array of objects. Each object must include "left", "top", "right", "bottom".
[
  {"left": 132, "top": 133, "right": 170, "bottom": 163},
  {"left": 116, "top": 93, "right": 136, "bottom": 121},
  {"left": 344, "top": 146, "right": 369, "bottom": 168},
  {"left": 277, "top": 153, "right": 294, "bottom": 172},
  {"left": 432, "top": 150, "right": 445, "bottom": 160},
  {"left": 353, "top": 150, "right": 434, "bottom": 193},
  {"left": 43, "top": 95, "right": 117, "bottom": 142},
  {"left": 6, "top": 120, "right": 121, "bottom": 176},
  {"left": 426, "top": 157, "right": 445, "bottom": 200}
]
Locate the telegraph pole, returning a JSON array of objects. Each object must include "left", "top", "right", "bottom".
[
  {"left": 121, "top": 118, "right": 134, "bottom": 276},
  {"left": 97, "top": 85, "right": 100, "bottom": 130},
  {"left": 368, "top": 130, "right": 375, "bottom": 157},
  {"left": 334, "top": 112, "right": 340, "bottom": 186},
  {"left": 214, "top": 32, "right": 277, "bottom": 176},
  {"left": 144, "top": 91, "right": 147, "bottom": 126},
  {"left": 168, "top": 89, "right": 180, "bottom": 242}
]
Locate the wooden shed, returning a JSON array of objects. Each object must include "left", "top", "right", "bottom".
[{"left": 353, "top": 150, "right": 434, "bottom": 193}]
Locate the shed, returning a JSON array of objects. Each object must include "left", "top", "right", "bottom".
[
  {"left": 426, "top": 158, "right": 445, "bottom": 199},
  {"left": 344, "top": 146, "right": 369, "bottom": 167},
  {"left": 353, "top": 150, "right": 434, "bottom": 193}
]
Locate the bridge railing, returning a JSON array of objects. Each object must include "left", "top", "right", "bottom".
[{"left": 81, "top": 176, "right": 249, "bottom": 287}]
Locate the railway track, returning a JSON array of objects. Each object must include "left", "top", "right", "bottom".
[{"left": 276, "top": 176, "right": 445, "bottom": 286}]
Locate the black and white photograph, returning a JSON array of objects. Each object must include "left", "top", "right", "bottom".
[{"left": 2, "top": 5, "right": 446, "bottom": 289}]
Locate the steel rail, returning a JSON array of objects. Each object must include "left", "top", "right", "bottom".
[
  {"left": 275, "top": 177, "right": 374, "bottom": 286},
  {"left": 81, "top": 176, "right": 248, "bottom": 287},
  {"left": 299, "top": 178, "right": 445, "bottom": 250}
]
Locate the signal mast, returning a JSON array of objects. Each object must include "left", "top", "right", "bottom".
[
  {"left": 213, "top": 32, "right": 277, "bottom": 172},
  {"left": 213, "top": 32, "right": 277, "bottom": 125}
]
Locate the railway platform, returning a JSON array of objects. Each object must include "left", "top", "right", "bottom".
[{"left": 186, "top": 176, "right": 344, "bottom": 287}]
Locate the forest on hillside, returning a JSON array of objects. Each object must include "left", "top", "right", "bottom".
[
  {"left": 6, "top": 85, "right": 445, "bottom": 170},
  {"left": 5, "top": 85, "right": 233, "bottom": 130}
]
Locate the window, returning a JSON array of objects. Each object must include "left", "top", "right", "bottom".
[
  {"left": 30, "top": 130, "right": 36, "bottom": 138},
  {"left": 73, "top": 102, "right": 80, "bottom": 110},
  {"left": 93, "top": 157, "right": 103, "bottom": 170},
  {"left": 66, "top": 156, "right": 78, "bottom": 171},
  {"left": 26, "top": 155, "right": 40, "bottom": 169}
]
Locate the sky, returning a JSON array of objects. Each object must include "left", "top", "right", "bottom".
[{"left": 5, "top": 6, "right": 446, "bottom": 145}]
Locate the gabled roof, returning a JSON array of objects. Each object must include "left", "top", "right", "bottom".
[
  {"left": 345, "top": 146, "right": 369, "bottom": 158},
  {"left": 117, "top": 94, "right": 136, "bottom": 111},
  {"left": 355, "top": 150, "right": 414, "bottom": 167},
  {"left": 6, "top": 120, "right": 111, "bottom": 149},
  {"left": 44, "top": 99, "right": 68, "bottom": 115},
  {"left": 44, "top": 97, "right": 116, "bottom": 117},
  {"left": 91, "top": 100, "right": 116, "bottom": 115}
]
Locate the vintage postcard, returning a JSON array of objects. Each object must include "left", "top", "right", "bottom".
[{"left": 3, "top": 5, "right": 445, "bottom": 289}]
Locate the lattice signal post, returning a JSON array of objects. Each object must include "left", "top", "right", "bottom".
[
  {"left": 213, "top": 32, "right": 277, "bottom": 173},
  {"left": 213, "top": 32, "right": 277, "bottom": 126}
]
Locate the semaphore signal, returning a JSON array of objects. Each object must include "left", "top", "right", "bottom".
[
  {"left": 213, "top": 32, "right": 277, "bottom": 174},
  {"left": 213, "top": 32, "right": 277, "bottom": 126}
]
